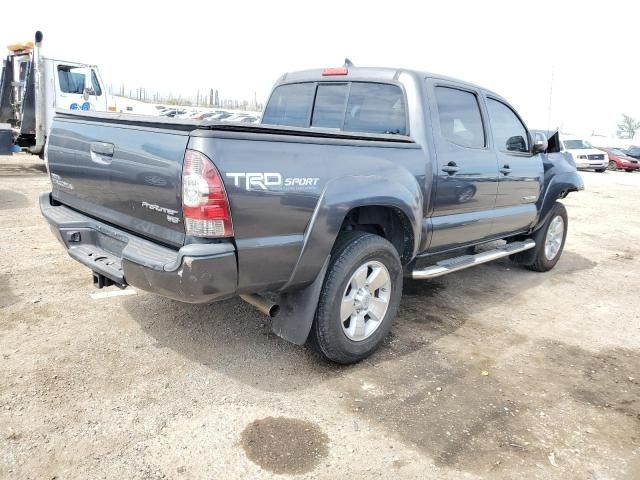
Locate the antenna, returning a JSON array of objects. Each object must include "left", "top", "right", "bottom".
[{"left": 343, "top": 58, "right": 354, "bottom": 67}]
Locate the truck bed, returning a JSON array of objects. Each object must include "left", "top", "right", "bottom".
[{"left": 54, "top": 110, "right": 415, "bottom": 143}]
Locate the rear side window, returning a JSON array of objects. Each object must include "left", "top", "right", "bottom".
[
  {"left": 434, "top": 86, "right": 485, "bottom": 148},
  {"left": 262, "top": 83, "right": 315, "bottom": 127},
  {"left": 344, "top": 83, "right": 406, "bottom": 135},
  {"left": 311, "top": 83, "right": 348, "bottom": 129},
  {"left": 486, "top": 98, "right": 529, "bottom": 153},
  {"left": 263, "top": 81, "right": 407, "bottom": 135}
]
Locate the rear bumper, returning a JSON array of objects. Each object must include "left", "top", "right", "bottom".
[{"left": 40, "top": 193, "right": 237, "bottom": 303}]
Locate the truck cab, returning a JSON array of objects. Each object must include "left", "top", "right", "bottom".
[{"left": 0, "top": 32, "right": 109, "bottom": 155}]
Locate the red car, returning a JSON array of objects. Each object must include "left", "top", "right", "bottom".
[{"left": 598, "top": 147, "right": 640, "bottom": 172}]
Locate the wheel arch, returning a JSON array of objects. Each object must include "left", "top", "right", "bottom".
[
  {"left": 534, "top": 171, "right": 583, "bottom": 232},
  {"left": 280, "top": 175, "right": 422, "bottom": 292}
]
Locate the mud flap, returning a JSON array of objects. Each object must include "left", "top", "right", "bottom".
[{"left": 272, "top": 256, "right": 330, "bottom": 345}]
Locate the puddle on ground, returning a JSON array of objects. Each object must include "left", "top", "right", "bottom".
[{"left": 240, "top": 416, "right": 329, "bottom": 475}]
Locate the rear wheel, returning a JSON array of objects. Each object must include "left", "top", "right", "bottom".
[
  {"left": 608, "top": 161, "right": 617, "bottom": 171},
  {"left": 308, "top": 231, "right": 402, "bottom": 364},
  {"left": 512, "top": 201, "right": 568, "bottom": 272}
]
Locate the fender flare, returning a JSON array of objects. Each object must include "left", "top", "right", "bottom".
[
  {"left": 282, "top": 174, "right": 422, "bottom": 291},
  {"left": 534, "top": 171, "right": 583, "bottom": 231},
  {"left": 271, "top": 175, "right": 422, "bottom": 345}
]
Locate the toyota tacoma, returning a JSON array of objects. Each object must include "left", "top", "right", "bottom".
[{"left": 41, "top": 66, "right": 583, "bottom": 363}]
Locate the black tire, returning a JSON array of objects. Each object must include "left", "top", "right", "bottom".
[
  {"left": 308, "top": 231, "right": 403, "bottom": 364},
  {"left": 595, "top": 168, "right": 606, "bottom": 173},
  {"left": 626, "top": 169, "right": 634, "bottom": 173},
  {"left": 608, "top": 161, "right": 617, "bottom": 171},
  {"left": 512, "top": 202, "right": 568, "bottom": 272}
]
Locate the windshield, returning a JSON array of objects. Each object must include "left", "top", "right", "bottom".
[
  {"left": 564, "top": 139, "right": 592, "bottom": 149},
  {"left": 609, "top": 148, "right": 627, "bottom": 156}
]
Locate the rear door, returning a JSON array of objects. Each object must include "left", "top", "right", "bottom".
[
  {"left": 426, "top": 81, "right": 499, "bottom": 252},
  {"left": 484, "top": 96, "right": 543, "bottom": 236}
]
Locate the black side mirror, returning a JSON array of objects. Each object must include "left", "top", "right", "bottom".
[{"left": 531, "top": 132, "right": 548, "bottom": 154}]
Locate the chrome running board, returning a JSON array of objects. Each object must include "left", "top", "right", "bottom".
[{"left": 411, "top": 239, "right": 536, "bottom": 280}]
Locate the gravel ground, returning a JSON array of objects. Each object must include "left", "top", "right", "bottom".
[{"left": 1, "top": 153, "right": 639, "bottom": 479}]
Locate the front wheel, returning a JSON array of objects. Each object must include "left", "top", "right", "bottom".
[
  {"left": 595, "top": 168, "right": 606, "bottom": 173},
  {"left": 513, "top": 201, "right": 568, "bottom": 272},
  {"left": 308, "top": 231, "right": 403, "bottom": 364},
  {"left": 608, "top": 161, "right": 617, "bottom": 171}
]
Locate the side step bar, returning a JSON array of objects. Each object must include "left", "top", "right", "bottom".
[{"left": 411, "top": 239, "right": 536, "bottom": 280}]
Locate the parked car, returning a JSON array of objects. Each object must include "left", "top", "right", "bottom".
[
  {"left": 561, "top": 138, "right": 608, "bottom": 172},
  {"left": 192, "top": 111, "right": 226, "bottom": 121},
  {"left": 626, "top": 146, "right": 640, "bottom": 160},
  {"left": 159, "top": 109, "right": 186, "bottom": 118},
  {"left": 597, "top": 147, "right": 640, "bottom": 172},
  {"left": 41, "top": 66, "right": 583, "bottom": 363}
]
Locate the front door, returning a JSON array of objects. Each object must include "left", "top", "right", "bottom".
[
  {"left": 484, "top": 96, "right": 543, "bottom": 237},
  {"left": 426, "top": 82, "right": 499, "bottom": 252},
  {"left": 53, "top": 62, "right": 106, "bottom": 113}
]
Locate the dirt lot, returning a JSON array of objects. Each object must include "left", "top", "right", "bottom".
[{"left": 1, "top": 153, "right": 639, "bottom": 479}]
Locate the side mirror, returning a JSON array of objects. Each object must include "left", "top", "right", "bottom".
[
  {"left": 83, "top": 87, "right": 95, "bottom": 100},
  {"left": 531, "top": 131, "right": 548, "bottom": 154}
]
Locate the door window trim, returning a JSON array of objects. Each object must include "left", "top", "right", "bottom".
[
  {"left": 485, "top": 95, "right": 532, "bottom": 157},
  {"left": 431, "top": 82, "right": 489, "bottom": 151}
]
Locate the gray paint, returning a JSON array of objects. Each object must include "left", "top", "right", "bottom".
[{"left": 42, "top": 66, "right": 583, "bottom": 343}]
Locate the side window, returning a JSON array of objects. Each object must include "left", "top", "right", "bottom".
[
  {"left": 343, "top": 83, "right": 406, "bottom": 135},
  {"left": 311, "top": 83, "right": 348, "bottom": 129},
  {"left": 486, "top": 98, "right": 529, "bottom": 153},
  {"left": 91, "top": 70, "right": 102, "bottom": 96},
  {"left": 262, "top": 83, "right": 315, "bottom": 127},
  {"left": 434, "top": 86, "right": 485, "bottom": 148},
  {"left": 57, "top": 65, "right": 86, "bottom": 94}
]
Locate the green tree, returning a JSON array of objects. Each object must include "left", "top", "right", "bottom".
[{"left": 616, "top": 114, "right": 640, "bottom": 139}]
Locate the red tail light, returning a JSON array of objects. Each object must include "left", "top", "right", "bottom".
[
  {"left": 182, "top": 149, "right": 233, "bottom": 237},
  {"left": 322, "top": 67, "right": 348, "bottom": 76}
]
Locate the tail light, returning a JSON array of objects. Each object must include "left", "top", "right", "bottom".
[{"left": 182, "top": 149, "right": 233, "bottom": 237}]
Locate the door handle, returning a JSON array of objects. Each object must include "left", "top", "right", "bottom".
[
  {"left": 90, "top": 142, "right": 114, "bottom": 156},
  {"left": 499, "top": 165, "right": 511, "bottom": 175},
  {"left": 90, "top": 142, "right": 115, "bottom": 165},
  {"left": 441, "top": 161, "right": 460, "bottom": 175}
]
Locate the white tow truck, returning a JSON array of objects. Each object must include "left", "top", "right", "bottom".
[{"left": 0, "top": 31, "right": 110, "bottom": 156}]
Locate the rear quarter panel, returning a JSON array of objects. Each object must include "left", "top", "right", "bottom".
[{"left": 188, "top": 132, "right": 426, "bottom": 292}]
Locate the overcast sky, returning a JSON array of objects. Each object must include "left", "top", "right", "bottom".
[{"left": 3, "top": 0, "right": 638, "bottom": 136}]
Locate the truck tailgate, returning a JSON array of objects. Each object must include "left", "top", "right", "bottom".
[{"left": 47, "top": 118, "right": 188, "bottom": 247}]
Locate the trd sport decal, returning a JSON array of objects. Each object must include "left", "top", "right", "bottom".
[{"left": 226, "top": 173, "right": 320, "bottom": 191}]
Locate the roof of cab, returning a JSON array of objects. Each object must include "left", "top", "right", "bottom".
[{"left": 276, "top": 66, "right": 501, "bottom": 98}]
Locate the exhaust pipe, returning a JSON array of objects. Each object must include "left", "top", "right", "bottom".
[
  {"left": 240, "top": 294, "right": 280, "bottom": 317},
  {"left": 31, "top": 30, "right": 45, "bottom": 155}
]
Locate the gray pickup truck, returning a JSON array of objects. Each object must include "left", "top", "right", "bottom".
[{"left": 41, "top": 66, "right": 583, "bottom": 363}]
